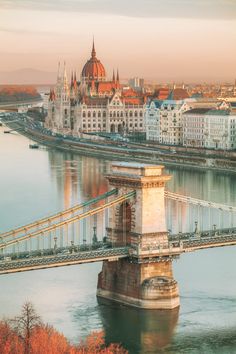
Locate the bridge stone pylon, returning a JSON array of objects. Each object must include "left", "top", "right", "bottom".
[{"left": 97, "top": 162, "right": 180, "bottom": 309}]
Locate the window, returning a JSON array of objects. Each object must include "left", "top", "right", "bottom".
[
  {"left": 88, "top": 111, "right": 91, "bottom": 118},
  {"left": 93, "top": 111, "right": 96, "bottom": 118},
  {"left": 82, "top": 112, "right": 86, "bottom": 118}
]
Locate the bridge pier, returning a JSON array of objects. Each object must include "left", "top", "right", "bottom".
[{"left": 97, "top": 162, "right": 180, "bottom": 309}]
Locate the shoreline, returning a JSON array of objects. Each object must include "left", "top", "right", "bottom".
[{"left": 2, "top": 118, "right": 236, "bottom": 174}]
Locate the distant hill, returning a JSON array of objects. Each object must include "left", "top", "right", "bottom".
[
  {"left": 0, "top": 68, "right": 57, "bottom": 85},
  {"left": 0, "top": 85, "right": 41, "bottom": 103}
]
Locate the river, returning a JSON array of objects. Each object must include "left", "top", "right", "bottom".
[{"left": 0, "top": 125, "right": 236, "bottom": 353}]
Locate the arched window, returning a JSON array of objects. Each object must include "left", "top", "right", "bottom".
[
  {"left": 134, "top": 111, "right": 138, "bottom": 117},
  {"left": 93, "top": 111, "right": 96, "bottom": 117},
  {"left": 98, "top": 111, "right": 101, "bottom": 118},
  {"left": 129, "top": 111, "right": 133, "bottom": 117},
  {"left": 117, "top": 111, "right": 120, "bottom": 117},
  {"left": 113, "top": 111, "right": 116, "bottom": 117},
  {"left": 120, "top": 111, "right": 123, "bottom": 117},
  {"left": 110, "top": 124, "right": 116, "bottom": 133},
  {"left": 103, "top": 111, "right": 106, "bottom": 117},
  {"left": 140, "top": 111, "right": 143, "bottom": 117},
  {"left": 88, "top": 111, "right": 91, "bottom": 118},
  {"left": 82, "top": 111, "right": 86, "bottom": 118}
]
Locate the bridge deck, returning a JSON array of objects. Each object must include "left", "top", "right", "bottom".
[{"left": 0, "top": 247, "right": 129, "bottom": 275}]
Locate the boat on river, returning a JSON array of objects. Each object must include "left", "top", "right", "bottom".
[{"left": 29, "top": 143, "right": 39, "bottom": 149}]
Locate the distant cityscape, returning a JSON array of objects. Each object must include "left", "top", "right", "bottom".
[{"left": 39, "top": 40, "right": 236, "bottom": 151}]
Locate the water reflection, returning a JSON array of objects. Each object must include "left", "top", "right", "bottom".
[
  {"left": 47, "top": 150, "right": 109, "bottom": 208},
  {"left": 97, "top": 298, "right": 179, "bottom": 354}
]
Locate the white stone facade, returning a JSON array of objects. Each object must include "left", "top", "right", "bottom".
[
  {"left": 145, "top": 99, "right": 190, "bottom": 145},
  {"left": 183, "top": 108, "right": 236, "bottom": 150},
  {"left": 46, "top": 83, "right": 145, "bottom": 135}
]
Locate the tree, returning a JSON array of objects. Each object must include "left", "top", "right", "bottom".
[
  {"left": 76, "top": 331, "right": 128, "bottom": 354},
  {"left": 11, "top": 302, "right": 41, "bottom": 354},
  {"left": 0, "top": 320, "right": 24, "bottom": 354},
  {"left": 0, "top": 303, "right": 128, "bottom": 354},
  {"left": 30, "top": 324, "right": 69, "bottom": 354}
]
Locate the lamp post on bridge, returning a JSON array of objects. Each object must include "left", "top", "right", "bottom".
[
  {"left": 53, "top": 237, "right": 57, "bottom": 254},
  {"left": 71, "top": 240, "right": 75, "bottom": 253},
  {"left": 92, "top": 226, "right": 98, "bottom": 245},
  {"left": 194, "top": 221, "right": 199, "bottom": 236},
  {"left": 213, "top": 224, "right": 217, "bottom": 237}
]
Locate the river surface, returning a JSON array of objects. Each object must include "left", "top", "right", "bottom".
[{"left": 0, "top": 126, "right": 236, "bottom": 353}]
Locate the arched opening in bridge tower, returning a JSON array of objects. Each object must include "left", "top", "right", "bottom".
[{"left": 118, "top": 202, "right": 132, "bottom": 245}]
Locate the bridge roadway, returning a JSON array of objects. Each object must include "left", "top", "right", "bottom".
[
  {"left": 1, "top": 229, "right": 236, "bottom": 274},
  {"left": 0, "top": 247, "right": 129, "bottom": 275}
]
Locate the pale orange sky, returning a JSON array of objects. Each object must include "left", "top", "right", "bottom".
[{"left": 0, "top": 0, "right": 236, "bottom": 83}]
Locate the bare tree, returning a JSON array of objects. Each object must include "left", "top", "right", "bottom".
[{"left": 11, "top": 302, "right": 41, "bottom": 354}]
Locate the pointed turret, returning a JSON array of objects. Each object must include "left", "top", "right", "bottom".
[
  {"left": 112, "top": 69, "right": 115, "bottom": 82},
  {"left": 71, "top": 71, "right": 74, "bottom": 88},
  {"left": 116, "top": 69, "right": 120, "bottom": 83},
  {"left": 91, "top": 37, "right": 96, "bottom": 59},
  {"left": 57, "top": 61, "right": 61, "bottom": 84},
  {"left": 63, "top": 61, "right": 68, "bottom": 84}
]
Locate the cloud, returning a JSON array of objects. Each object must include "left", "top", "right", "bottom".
[
  {"left": 0, "top": 26, "right": 58, "bottom": 36},
  {"left": 1, "top": 0, "right": 236, "bottom": 20}
]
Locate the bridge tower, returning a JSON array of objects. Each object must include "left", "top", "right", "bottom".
[{"left": 97, "top": 162, "right": 180, "bottom": 309}]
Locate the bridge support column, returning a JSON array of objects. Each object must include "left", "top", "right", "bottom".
[{"left": 97, "top": 162, "right": 180, "bottom": 310}]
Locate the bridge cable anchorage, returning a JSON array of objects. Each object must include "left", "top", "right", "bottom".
[
  {"left": 165, "top": 191, "right": 236, "bottom": 213},
  {"left": 0, "top": 190, "right": 136, "bottom": 250},
  {"left": 0, "top": 188, "right": 118, "bottom": 240}
]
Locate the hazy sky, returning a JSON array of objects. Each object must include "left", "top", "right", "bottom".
[{"left": 0, "top": 0, "right": 236, "bottom": 82}]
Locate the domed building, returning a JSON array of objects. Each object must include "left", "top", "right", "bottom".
[
  {"left": 81, "top": 40, "right": 106, "bottom": 83},
  {"left": 45, "top": 40, "right": 146, "bottom": 136}
]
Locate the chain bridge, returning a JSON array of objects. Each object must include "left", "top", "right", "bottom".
[{"left": 1, "top": 162, "right": 236, "bottom": 309}]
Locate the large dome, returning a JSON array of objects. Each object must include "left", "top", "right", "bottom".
[{"left": 81, "top": 41, "right": 106, "bottom": 82}]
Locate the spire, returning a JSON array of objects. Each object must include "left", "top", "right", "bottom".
[
  {"left": 91, "top": 37, "right": 96, "bottom": 58},
  {"left": 63, "top": 61, "right": 68, "bottom": 84},
  {"left": 71, "top": 71, "right": 74, "bottom": 88},
  {"left": 74, "top": 70, "right": 77, "bottom": 83},
  {"left": 57, "top": 61, "right": 61, "bottom": 82},
  {"left": 112, "top": 69, "right": 115, "bottom": 82},
  {"left": 116, "top": 68, "right": 119, "bottom": 83}
]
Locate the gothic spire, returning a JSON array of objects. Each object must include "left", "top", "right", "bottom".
[
  {"left": 112, "top": 69, "right": 115, "bottom": 82},
  {"left": 91, "top": 37, "right": 96, "bottom": 58},
  {"left": 71, "top": 71, "right": 74, "bottom": 88},
  {"left": 116, "top": 68, "right": 119, "bottom": 83},
  {"left": 57, "top": 61, "right": 61, "bottom": 82}
]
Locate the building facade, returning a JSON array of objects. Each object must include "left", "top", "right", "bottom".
[
  {"left": 183, "top": 108, "right": 236, "bottom": 150},
  {"left": 145, "top": 88, "right": 191, "bottom": 144},
  {"left": 45, "top": 41, "right": 146, "bottom": 135}
]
